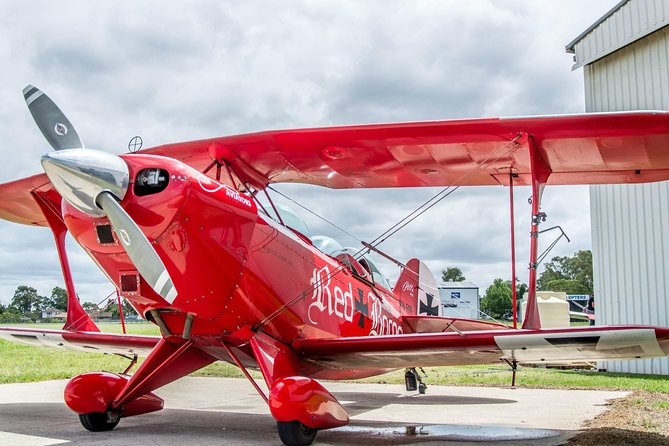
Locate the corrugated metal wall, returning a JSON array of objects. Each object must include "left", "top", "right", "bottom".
[
  {"left": 572, "top": 0, "right": 669, "bottom": 68},
  {"left": 585, "top": 24, "right": 669, "bottom": 374}
]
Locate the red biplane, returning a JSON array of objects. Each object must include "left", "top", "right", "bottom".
[{"left": 2, "top": 86, "right": 669, "bottom": 446}]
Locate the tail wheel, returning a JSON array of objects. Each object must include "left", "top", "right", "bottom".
[
  {"left": 277, "top": 421, "right": 317, "bottom": 446},
  {"left": 79, "top": 412, "right": 119, "bottom": 432}
]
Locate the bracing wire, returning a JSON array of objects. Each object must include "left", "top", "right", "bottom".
[
  {"left": 440, "top": 289, "right": 507, "bottom": 326},
  {"left": 253, "top": 135, "right": 522, "bottom": 330},
  {"left": 66, "top": 289, "right": 117, "bottom": 330},
  {"left": 366, "top": 135, "right": 522, "bottom": 250},
  {"left": 267, "top": 186, "right": 363, "bottom": 243}
]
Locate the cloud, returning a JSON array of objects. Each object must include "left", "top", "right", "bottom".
[{"left": 0, "top": 0, "right": 612, "bottom": 304}]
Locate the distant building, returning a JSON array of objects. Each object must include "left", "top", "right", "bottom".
[
  {"left": 438, "top": 281, "right": 480, "bottom": 319},
  {"left": 41, "top": 308, "right": 67, "bottom": 321},
  {"left": 88, "top": 310, "right": 113, "bottom": 321},
  {"left": 41, "top": 308, "right": 63, "bottom": 319}
]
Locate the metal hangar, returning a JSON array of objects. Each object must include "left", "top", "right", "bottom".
[{"left": 567, "top": 0, "right": 669, "bottom": 374}]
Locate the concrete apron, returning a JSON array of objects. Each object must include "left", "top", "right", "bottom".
[{"left": 0, "top": 377, "right": 627, "bottom": 445}]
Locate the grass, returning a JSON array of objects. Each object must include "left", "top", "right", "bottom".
[
  {"left": 0, "top": 322, "right": 157, "bottom": 383},
  {"left": 653, "top": 401, "right": 669, "bottom": 409},
  {"left": 2, "top": 323, "right": 668, "bottom": 393},
  {"left": 0, "top": 322, "right": 252, "bottom": 383}
]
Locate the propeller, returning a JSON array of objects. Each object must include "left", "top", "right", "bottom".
[{"left": 29, "top": 85, "right": 178, "bottom": 304}]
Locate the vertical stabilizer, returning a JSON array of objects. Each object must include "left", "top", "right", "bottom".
[{"left": 394, "top": 259, "right": 441, "bottom": 316}]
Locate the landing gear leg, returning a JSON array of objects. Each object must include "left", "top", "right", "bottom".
[
  {"left": 502, "top": 358, "right": 518, "bottom": 387},
  {"left": 277, "top": 420, "right": 317, "bottom": 446}
]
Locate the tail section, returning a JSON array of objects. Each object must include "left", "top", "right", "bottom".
[{"left": 394, "top": 259, "right": 441, "bottom": 316}]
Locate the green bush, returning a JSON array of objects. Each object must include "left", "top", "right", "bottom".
[{"left": 0, "top": 312, "right": 21, "bottom": 323}]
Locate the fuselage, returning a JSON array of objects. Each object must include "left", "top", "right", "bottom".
[{"left": 62, "top": 153, "right": 405, "bottom": 377}]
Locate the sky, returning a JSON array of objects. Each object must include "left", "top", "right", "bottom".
[{"left": 0, "top": 0, "right": 616, "bottom": 306}]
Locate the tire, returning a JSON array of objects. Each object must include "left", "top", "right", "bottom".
[
  {"left": 79, "top": 412, "right": 119, "bottom": 432},
  {"left": 277, "top": 420, "right": 317, "bottom": 446},
  {"left": 418, "top": 382, "right": 427, "bottom": 394}
]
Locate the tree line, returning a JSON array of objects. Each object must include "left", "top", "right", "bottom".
[
  {"left": 0, "top": 285, "right": 68, "bottom": 323},
  {"left": 1, "top": 285, "right": 136, "bottom": 323}
]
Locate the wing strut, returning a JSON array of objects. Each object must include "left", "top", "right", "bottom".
[
  {"left": 522, "top": 134, "right": 552, "bottom": 330},
  {"left": 509, "top": 170, "right": 518, "bottom": 329},
  {"left": 115, "top": 290, "right": 127, "bottom": 334},
  {"left": 31, "top": 191, "right": 99, "bottom": 332}
]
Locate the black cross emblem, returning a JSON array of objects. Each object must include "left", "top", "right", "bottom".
[
  {"left": 420, "top": 293, "right": 439, "bottom": 316},
  {"left": 354, "top": 288, "right": 368, "bottom": 328}
]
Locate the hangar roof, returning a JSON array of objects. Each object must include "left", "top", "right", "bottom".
[
  {"left": 566, "top": 0, "right": 669, "bottom": 69},
  {"left": 438, "top": 281, "right": 479, "bottom": 290}
]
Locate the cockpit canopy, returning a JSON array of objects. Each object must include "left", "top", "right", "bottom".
[
  {"left": 276, "top": 203, "right": 312, "bottom": 238},
  {"left": 272, "top": 205, "right": 391, "bottom": 290},
  {"left": 312, "top": 236, "right": 391, "bottom": 290},
  {"left": 311, "top": 235, "right": 343, "bottom": 256}
]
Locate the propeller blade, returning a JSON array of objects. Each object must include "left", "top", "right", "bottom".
[
  {"left": 23, "top": 84, "right": 84, "bottom": 151},
  {"left": 96, "top": 191, "right": 178, "bottom": 304}
]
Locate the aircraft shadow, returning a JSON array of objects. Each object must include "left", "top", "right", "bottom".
[{"left": 0, "top": 401, "right": 572, "bottom": 446}]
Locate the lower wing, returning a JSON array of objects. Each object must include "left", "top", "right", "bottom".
[
  {"left": 0, "top": 327, "right": 160, "bottom": 356},
  {"left": 293, "top": 325, "right": 669, "bottom": 369}
]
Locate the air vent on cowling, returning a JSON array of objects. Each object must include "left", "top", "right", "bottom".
[
  {"left": 96, "top": 224, "right": 116, "bottom": 244},
  {"left": 120, "top": 274, "right": 139, "bottom": 294}
]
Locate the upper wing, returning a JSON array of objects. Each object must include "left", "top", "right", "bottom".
[
  {"left": 143, "top": 111, "right": 669, "bottom": 188},
  {"left": 292, "top": 325, "right": 669, "bottom": 369},
  {"left": 0, "top": 327, "right": 159, "bottom": 356},
  {"left": 4, "top": 111, "right": 669, "bottom": 225}
]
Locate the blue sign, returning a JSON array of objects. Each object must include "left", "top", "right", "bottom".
[{"left": 567, "top": 294, "right": 590, "bottom": 301}]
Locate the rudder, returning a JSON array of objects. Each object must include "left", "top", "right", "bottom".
[{"left": 393, "top": 259, "right": 440, "bottom": 317}]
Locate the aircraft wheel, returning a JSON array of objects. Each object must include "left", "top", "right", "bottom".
[
  {"left": 418, "top": 382, "right": 427, "bottom": 394},
  {"left": 79, "top": 412, "right": 119, "bottom": 432},
  {"left": 277, "top": 420, "right": 317, "bottom": 446}
]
